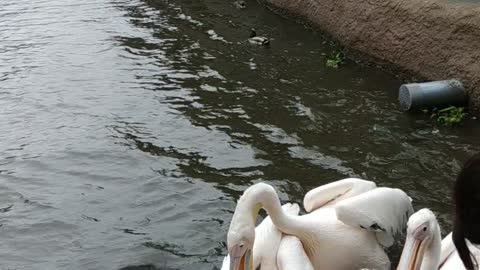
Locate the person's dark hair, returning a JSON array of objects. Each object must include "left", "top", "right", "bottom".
[{"left": 453, "top": 153, "right": 480, "bottom": 270}]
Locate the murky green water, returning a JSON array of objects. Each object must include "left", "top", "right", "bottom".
[{"left": 0, "top": 0, "right": 479, "bottom": 269}]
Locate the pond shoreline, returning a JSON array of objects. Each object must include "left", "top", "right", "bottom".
[{"left": 259, "top": 0, "right": 480, "bottom": 112}]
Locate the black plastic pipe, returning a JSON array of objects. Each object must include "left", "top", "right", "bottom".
[{"left": 398, "top": 79, "right": 467, "bottom": 111}]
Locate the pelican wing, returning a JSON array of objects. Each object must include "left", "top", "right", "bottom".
[
  {"left": 303, "top": 178, "right": 377, "bottom": 212},
  {"left": 439, "top": 232, "right": 456, "bottom": 267},
  {"left": 253, "top": 203, "right": 300, "bottom": 269},
  {"left": 440, "top": 233, "right": 480, "bottom": 269},
  {"left": 277, "top": 235, "right": 314, "bottom": 270},
  {"left": 335, "top": 187, "right": 414, "bottom": 247}
]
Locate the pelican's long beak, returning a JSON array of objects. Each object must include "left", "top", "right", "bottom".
[
  {"left": 397, "top": 234, "right": 428, "bottom": 270},
  {"left": 229, "top": 248, "right": 252, "bottom": 270}
]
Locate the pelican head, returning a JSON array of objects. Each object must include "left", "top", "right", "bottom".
[
  {"left": 227, "top": 184, "right": 268, "bottom": 270},
  {"left": 397, "top": 208, "right": 441, "bottom": 270},
  {"left": 227, "top": 221, "right": 254, "bottom": 270}
]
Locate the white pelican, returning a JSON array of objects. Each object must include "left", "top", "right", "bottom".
[
  {"left": 227, "top": 178, "right": 414, "bottom": 270},
  {"left": 277, "top": 235, "right": 314, "bottom": 270},
  {"left": 396, "top": 208, "right": 480, "bottom": 270},
  {"left": 221, "top": 203, "right": 302, "bottom": 270}
]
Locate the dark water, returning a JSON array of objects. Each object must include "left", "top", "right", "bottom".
[{"left": 0, "top": 0, "right": 479, "bottom": 269}]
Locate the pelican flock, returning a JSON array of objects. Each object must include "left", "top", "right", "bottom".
[
  {"left": 223, "top": 178, "right": 480, "bottom": 269},
  {"left": 225, "top": 178, "right": 414, "bottom": 270},
  {"left": 220, "top": 153, "right": 480, "bottom": 270}
]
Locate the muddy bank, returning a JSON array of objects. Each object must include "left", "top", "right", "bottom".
[{"left": 261, "top": 0, "right": 480, "bottom": 111}]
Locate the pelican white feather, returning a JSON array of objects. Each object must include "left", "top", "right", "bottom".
[
  {"left": 303, "top": 178, "right": 376, "bottom": 212},
  {"left": 253, "top": 203, "right": 300, "bottom": 269},
  {"left": 221, "top": 256, "right": 229, "bottom": 270},
  {"left": 440, "top": 241, "right": 480, "bottom": 270},
  {"left": 277, "top": 235, "right": 314, "bottom": 270},
  {"left": 439, "top": 232, "right": 456, "bottom": 267},
  {"left": 335, "top": 187, "right": 414, "bottom": 247}
]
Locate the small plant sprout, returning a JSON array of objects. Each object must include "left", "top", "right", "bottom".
[
  {"left": 326, "top": 52, "right": 343, "bottom": 68},
  {"left": 430, "top": 106, "right": 467, "bottom": 126}
]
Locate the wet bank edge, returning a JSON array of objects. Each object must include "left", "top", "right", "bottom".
[{"left": 258, "top": 0, "right": 480, "bottom": 112}]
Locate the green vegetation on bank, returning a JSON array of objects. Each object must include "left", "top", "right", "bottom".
[
  {"left": 423, "top": 106, "right": 468, "bottom": 126},
  {"left": 326, "top": 52, "right": 343, "bottom": 68}
]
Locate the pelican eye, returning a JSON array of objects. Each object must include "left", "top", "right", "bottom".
[{"left": 422, "top": 226, "right": 427, "bottom": 231}]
